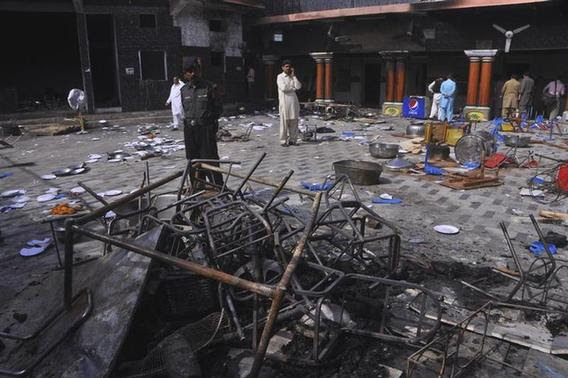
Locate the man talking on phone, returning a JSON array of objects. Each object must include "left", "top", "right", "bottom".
[{"left": 277, "top": 59, "right": 302, "bottom": 147}]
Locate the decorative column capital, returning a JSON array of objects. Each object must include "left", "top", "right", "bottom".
[
  {"left": 262, "top": 54, "right": 279, "bottom": 64},
  {"left": 310, "top": 52, "right": 333, "bottom": 61},
  {"left": 468, "top": 56, "right": 481, "bottom": 63},
  {"left": 380, "top": 50, "right": 409, "bottom": 60},
  {"left": 464, "top": 49, "right": 498, "bottom": 59}
]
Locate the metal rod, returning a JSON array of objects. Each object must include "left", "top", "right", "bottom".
[
  {"left": 73, "top": 226, "right": 275, "bottom": 298},
  {"left": 76, "top": 170, "right": 183, "bottom": 225},
  {"left": 234, "top": 152, "right": 267, "bottom": 196},
  {"left": 250, "top": 192, "right": 323, "bottom": 377},
  {"left": 77, "top": 181, "right": 108, "bottom": 206},
  {"left": 263, "top": 169, "right": 294, "bottom": 213},
  {"left": 63, "top": 219, "right": 75, "bottom": 310},
  {"left": 199, "top": 163, "right": 315, "bottom": 197}
]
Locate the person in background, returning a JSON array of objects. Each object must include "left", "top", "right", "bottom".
[
  {"left": 246, "top": 66, "right": 255, "bottom": 99},
  {"left": 181, "top": 58, "right": 224, "bottom": 185},
  {"left": 519, "top": 72, "right": 535, "bottom": 117},
  {"left": 427, "top": 77, "right": 444, "bottom": 120},
  {"left": 277, "top": 59, "right": 302, "bottom": 147},
  {"left": 501, "top": 74, "right": 521, "bottom": 118},
  {"left": 165, "top": 76, "right": 185, "bottom": 130},
  {"left": 439, "top": 74, "right": 456, "bottom": 123},
  {"left": 543, "top": 77, "right": 565, "bottom": 120}
]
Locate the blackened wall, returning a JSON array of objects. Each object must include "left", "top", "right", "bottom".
[
  {"left": 113, "top": 9, "right": 182, "bottom": 111},
  {"left": 84, "top": 1, "right": 182, "bottom": 112}
]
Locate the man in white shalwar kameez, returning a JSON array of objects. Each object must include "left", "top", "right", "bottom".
[
  {"left": 165, "top": 76, "right": 185, "bottom": 130},
  {"left": 277, "top": 60, "right": 302, "bottom": 146}
]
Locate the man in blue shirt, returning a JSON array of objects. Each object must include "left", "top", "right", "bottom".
[{"left": 439, "top": 74, "right": 456, "bottom": 122}]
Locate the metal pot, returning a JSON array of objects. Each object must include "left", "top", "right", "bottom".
[
  {"left": 504, "top": 134, "right": 531, "bottom": 147},
  {"left": 369, "top": 142, "right": 399, "bottom": 159},
  {"left": 454, "top": 132, "right": 496, "bottom": 165},
  {"left": 406, "top": 124, "right": 425, "bottom": 137},
  {"left": 333, "top": 160, "right": 382, "bottom": 185},
  {"left": 385, "top": 155, "right": 414, "bottom": 171}
]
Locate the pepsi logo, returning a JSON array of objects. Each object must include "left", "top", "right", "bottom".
[{"left": 409, "top": 98, "right": 419, "bottom": 110}]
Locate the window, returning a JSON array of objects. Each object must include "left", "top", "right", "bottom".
[
  {"left": 211, "top": 52, "right": 224, "bottom": 67},
  {"left": 273, "top": 32, "right": 283, "bottom": 42},
  {"left": 209, "top": 19, "right": 224, "bottom": 32},
  {"left": 139, "top": 51, "right": 167, "bottom": 80},
  {"left": 139, "top": 14, "right": 156, "bottom": 28}
]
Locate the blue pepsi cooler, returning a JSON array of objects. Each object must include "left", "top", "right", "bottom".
[{"left": 403, "top": 96, "right": 430, "bottom": 119}]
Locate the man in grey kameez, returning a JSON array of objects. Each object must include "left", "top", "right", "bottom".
[{"left": 519, "top": 72, "right": 535, "bottom": 115}]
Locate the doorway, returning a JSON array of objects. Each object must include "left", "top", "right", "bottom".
[
  {"left": 364, "top": 63, "right": 381, "bottom": 107},
  {"left": 87, "top": 15, "right": 120, "bottom": 108}
]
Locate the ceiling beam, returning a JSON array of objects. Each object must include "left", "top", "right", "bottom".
[
  {"left": 222, "top": 0, "right": 265, "bottom": 9},
  {"left": 253, "top": 0, "right": 554, "bottom": 25}
]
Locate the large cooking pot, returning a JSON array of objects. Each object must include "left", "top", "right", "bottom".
[
  {"left": 454, "top": 131, "right": 496, "bottom": 165},
  {"left": 504, "top": 134, "right": 531, "bottom": 147},
  {"left": 333, "top": 160, "right": 382, "bottom": 185},
  {"left": 369, "top": 142, "right": 399, "bottom": 159},
  {"left": 406, "top": 124, "right": 425, "bottom": 137}
]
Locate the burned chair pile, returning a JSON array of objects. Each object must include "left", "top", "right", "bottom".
[
  {"left": 57, "top": 153, "right": 440, "bottom": 376},
  {"left": 25, "top": 153, "right": 568, "bottom": 378}
]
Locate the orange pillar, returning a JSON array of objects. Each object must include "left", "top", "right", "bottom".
[
  {"left": 324, "top": 56, "right": 333, "bottom": 102},
  {"left": 395, "top": 57, "right": 406, "bottom": 102},
  {"left": 478, "top": 56, "right": 494, "bottom": 107},
  {"left": 385, "top": 59, "right": 395, "bottom": 102},
  {"left": 466, "top": 57, "right": 481, "bottom": 106},
  {"left": 315, "top": 58, "right": 324, "bottom": 102}
]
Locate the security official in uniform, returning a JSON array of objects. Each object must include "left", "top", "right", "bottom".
[{"left": 181, "top": 58, "right": 224, "bottom": 186}]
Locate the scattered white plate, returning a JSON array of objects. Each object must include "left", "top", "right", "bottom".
[
  {"left": 104, "top": 189, "right": 122, "bottom": 197},
  {"left": 71, "top": 187, "right": 86, "bottom": 194},
  {"left": 40, "top": 174, "right": 57, "bottom": 180},
  {"left": 88, "top": 154, "right": 103, "bottom": 159},
  {"left": 72, "top": 168, "right": 86, "bottom": 174},
  {"left": 434, "top": 225, "right": 460, "bottom": 235},
  {"left": 13, "top": 196, "right": 30, "bottom": 203},
  {"left": 10, "top": 202, "right": 26, "bottom": 209},
  {"left": 37, "top": 194, "right": 56, "bottom": 203},
  {"left": 108, "top": 158, "right": 121, "bottom": 163},
  {"left": 1, "top": 189, "right": 24, "bottom": 198},
  {"left": 85, "top": 159, "right": 99, "bottom": 164},
  {"left": 379, "top": 193, "right": 393, "bottom": 200}
]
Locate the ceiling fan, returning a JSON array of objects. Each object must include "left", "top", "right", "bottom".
[
  {"left": 492, "top": 23, "right": 530, "bottom": 53},
  {"left": 327, "top": 24, "right": 351, "bottom": 43},
  {"left": 392, "top": 18, "right": 425, "bottom": 46}
]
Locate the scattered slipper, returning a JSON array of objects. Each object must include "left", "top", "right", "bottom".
[
  {"left": 372, "top": 197, "right": 402, "bottom": 204},
  {"left": 20, "top": 238, "right": 52, "bottom": 257}
]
